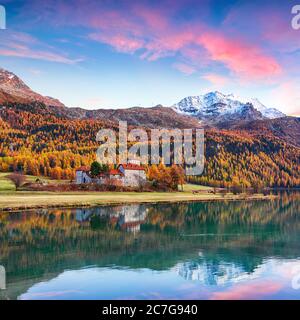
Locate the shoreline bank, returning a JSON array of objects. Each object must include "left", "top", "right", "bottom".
[{"left": 0, "top": 191, "right": 277, "bottom": 212}]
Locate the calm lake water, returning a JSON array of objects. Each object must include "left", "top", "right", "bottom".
[{"left": 1, "top": 193, "right": 300, "bottom": 300}]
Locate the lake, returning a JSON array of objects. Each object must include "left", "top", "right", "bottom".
[{"left": 0, "top": 193, "right": 300, "bottom": 300}]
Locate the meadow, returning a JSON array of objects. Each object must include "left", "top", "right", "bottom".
[{"left": 0, "top": 173, "right": 273, "bottom": 211}]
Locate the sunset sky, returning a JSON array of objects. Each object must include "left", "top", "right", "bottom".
[{"left": 0, "top": 0, "right": 299, "bottom": 115}]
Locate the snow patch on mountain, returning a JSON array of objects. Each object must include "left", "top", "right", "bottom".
[{"left": 172, "top": 91, "right": 285, "bottom": 120}]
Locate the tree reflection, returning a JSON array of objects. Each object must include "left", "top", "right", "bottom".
[{"left": 0, "top": 192, "right": 299, "bottom": 299}]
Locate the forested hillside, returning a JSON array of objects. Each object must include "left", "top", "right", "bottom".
[{"left": 0, "top": 102, "right": 299, "bottom": 188}]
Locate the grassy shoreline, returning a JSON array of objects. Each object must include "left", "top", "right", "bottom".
[
  {"left": 0, "top": 174, "right": 277, "bottom": 212},
  {"left": 0, "top": 191, "right": 277, "bottom": 212}
]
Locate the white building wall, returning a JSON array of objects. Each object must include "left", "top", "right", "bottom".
[
  {"left": 123, "top": 170, "right": 146, "bottom": 187},
  {"left": 76, "top": 168, "right": 146, "bottom": 187},
  {"left": 76, "top": 171, "right": 92, "bottom": 184}
]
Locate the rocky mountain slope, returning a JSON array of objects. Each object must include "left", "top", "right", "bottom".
[
  {"left": 0, "top": 68, "right": 65, "bottom": 108},
  {"left": 67, "top": 105, "right": 202, "bottom": 129}
]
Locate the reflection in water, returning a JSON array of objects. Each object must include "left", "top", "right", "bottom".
[
  {"left": 76, "top": 205, "right": 148, "bottom": 233},
  {"left": 0, "top": 265, "right": 5, "bottom": 290},
  {"left": 0, "top": 192, "right": 300, "bottom": 300},
  {"left": 176, "top": 260, "right": 246, "bottom": 285}
]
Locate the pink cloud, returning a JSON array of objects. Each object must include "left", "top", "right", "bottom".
[
  {"left": 223, "top": 2, "right": 300, "bottom": 53},
  {"left": 197, "top": 32, "right": 282, "bottom": 79},
  {"left": 88, "top": 10, "right": 143, "bottom": 37},
  {"left": 132, "top": 5, "right": 170, "bottom": 31},
  {"left": 9, "top": 32, "right": 37, "bottom": 44},
  {"left": 89, "top": 33, "right": 145, "bottom": 54},
  {"left": 4, "top": 1, "right": 283, "bottom": 79},
  {"left": 83, "top": 5, "right": 282, "bottom": 80},
  {"left": 211, "top": 280, "right": 282, "bottom": 300},
  {"left": 21, "top": 290, "right": 84, "bottom": 299},
  {"left": 22, "top": 0, "right": 272, "bottom": 79},
  {"left": 173, "top": 62, "right": 196, "bottom": 75},
  {"left": 203, "top": 73, "right": 229, "bottom": 86},
  {"left": 0, "top": 46, "right": 81, "bottom": 64},
  {"left": 0, "top": 31, "right": 82, "bottom": 64}
]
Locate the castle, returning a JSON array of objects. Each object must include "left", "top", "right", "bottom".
[{"left": 76, "top": 160, "right": 147, "bottom": 187}]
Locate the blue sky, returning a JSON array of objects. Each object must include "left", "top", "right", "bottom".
[{"left": 0, "top": 0, "right": 299, "bottom": 115}]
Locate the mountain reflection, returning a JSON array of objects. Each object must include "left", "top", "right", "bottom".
[
  {"left": 0, "top": 192, "right": 300, "bottom": 299},
  {"left": 175, "top": 260, "right": 247, "bottom": 285}
]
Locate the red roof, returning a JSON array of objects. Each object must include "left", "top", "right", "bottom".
[
  {"left": 96, "top": 170, "right": 123, "bottom": 177},
  {"left": 109, "top": 169, "right": 123, "bottom": 176},
  {"left": 119, "top": 163, "right": 145, "bottom": 171},
  {"left": 76, "top": 166, "right": 90, "bottom": 172}
]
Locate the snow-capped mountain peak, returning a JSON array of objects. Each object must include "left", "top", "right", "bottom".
[{"left": 172, "top": 91, "right": 285, "bottom": 122}]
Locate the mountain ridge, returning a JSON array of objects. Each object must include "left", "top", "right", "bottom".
[
  {"left": 172, "top": 91, "right": 286, "bottom": 124},
  {"left": 1, "top": 67, "right": 299, "bottom": 143},
  {"left": 0, "top": 68, "right": 286, "bottom": 121}
]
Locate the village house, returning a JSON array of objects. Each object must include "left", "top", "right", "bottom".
[{"left": 75, "top": 160, "right": 147, "bottom": 187}]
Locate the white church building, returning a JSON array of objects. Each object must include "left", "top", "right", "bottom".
[{"left": 76, "top": 160, "right": 147, "bottom": 187}]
